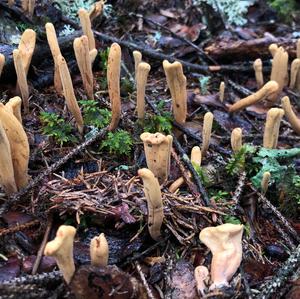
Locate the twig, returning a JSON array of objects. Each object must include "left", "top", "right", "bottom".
[
  {"left": 32, "top": 215, "right": 53, "bottom": 275},
  {"left": 135, "top": 261, "right": 155, "bottom": 299},
  {"left": 129, "top": 12, "right": 218, "bottom": 65},
  {"left": 0, "top": 127, "right": 108, "bottom": 217},
  {"left": 250, "top": 186, "right": 300, "bottom": 243},
  {"left": 232, "top": 171, "right": 247, "bottom": 205},
  {"left": 271, "top": 219, "right": 296, "bottom": 250},
  {"left": 255, "top": 244, "right": 300, "bottom": 299},
  {"left": 172, "top": 137, "right": 210, "bottom": 206},
  {"left": 0, "top": 220, "right": 40, "bottom": 237}
]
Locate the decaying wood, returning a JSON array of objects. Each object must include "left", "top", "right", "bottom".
[{"left": 205, "top": 36, "right": 296, "bottom": 60}]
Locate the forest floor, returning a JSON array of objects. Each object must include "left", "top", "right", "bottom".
[{"left": 0, "top": 0, "right": 299, "bottom": 298}]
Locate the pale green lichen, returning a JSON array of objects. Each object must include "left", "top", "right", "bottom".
[{"left": 194, "top": 0, "right": 255, "bottom": 26}]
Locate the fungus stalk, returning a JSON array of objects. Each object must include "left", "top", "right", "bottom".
[
  {"left": 290, "top": 59, "right": 300, "bottom": 90},
  {"left": 13, "top": 49, "right": 29, "bottom": 113},
  {"left": 263, "top": 108, "right": 284, "bottom": 149},
  {"left": 74, "top": 36, "right": 94, "bottom": 100},
  {"left": 90, "top": 233, "right": 109, "bottom": 267},
  {"left": 138, "top": 168, "right": 164, "bottom": 241},
  {"left": 297, "top": 39, "right": 300, "bottom": 58},
  {"left": 261, "top": 172, "right": 271, "bottom": 195},
  {"left": 163, "top": 60, "right": 187, "bottom": 124},
  {"left": 199, "top": 224, "right": 244, "bottom": 290},
  {"left": 0, "top": 104, "right": 29, "bottom": 190},
  {"left": 78, "top": 8, "right": 97, "bottom": 63},
  {"left": 140, "top": 132, "right": 173, "bottom": 184},
  {"left": 5, "top": 97, "right": 23, "bottom": 124},
  {"left": 57, "top": 55, "right": 84, "bottom": 134},
  {"left": 202, "top": 112, "right": 214, "bottom": 157},
  {"left": 28, "top": 0, "right": 36, "bottom": 18},
  {"left": 0, "top": 54, "right": 5, "bottom": 78},
  {"left": 44, "top": 225, "right": 76, "bottom": 284},
  {"left": 136, "top": 62, "right": 151, "bottom": 120},
  {"left": 229, "top": 81, "right": 279, "bottom": 113},
  {"left": 45, "top": 23, "right": 63, "bottom": 95},
  {"left": 219, "top": 81, "right": 225, "bottom": 103},
  {"left": 231, "top": 128, "right": 242, "bottom": 153},
  {"left": 270, "top": 47, "right": 288, "bottom": 98},
  {"left": 107, "top": 43, "right": 121, "bottom": 131},
  {"left": 253, "top": 59, "right": 263, "bottom": 88},
  {"left": 169, "top": 146, "right": 201, "bottom": 193},
  {"left": 281, "top": 96, "right": 300, "bottom": 135},
  {"left": 0, "top": 121, "right": 17, "bottom": 195},
  {"left": 133, "top": 50, "right": 142, "bottom": 83}
]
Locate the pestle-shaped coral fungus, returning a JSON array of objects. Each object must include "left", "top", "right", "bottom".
[
  {"left": 0, "top": 104, "right": 29, "bottom": 190},
  {"left": 90, "top": 233, "right": 109, "bottom": 267},
  {"left": 140, "top": 132, "right": 173, "bottom": 183},
  {"left": 57, "top": 55, "right": 84, "bottom": 134},
  {"left": 253, "top": 59, "right": 263, "bottom": 88},
  {"left": 229, "top": 81, "right": 279, "bottom": 113},
  {"left": 138, "top": 168, "right": 164, "bottom": 241},
  {"left": 199, "top": 224, "right": 244, "bottom": 290},
  {"left": 281, "top": 96, "right": 300, "bottom": 135},
  {"left": 5, "top": 97, "right": 22, "bottom": 124},
  {"left": 74, "top": 36, "right": 94, "bottom": 100},
  {"left": 0, "top": 54, "right": 5, "bottom": 78},
  {"left": 263, "top": 108, "right": 284, "bottom": 149},
  {"left": 107, "top": 43, "right": 121, "bottom": 131},
  {"left": 231, "top": 128, "right": 242, "bottom": 153},
  {"left": 202, "top": 112, "right": 214, "bottom": 157},
  {"left": 45, "top": 23, "right": 63, "bottom": 95},
  {"left": 0, "top": 121, "right": 18, "bottom": 195},
  {"left": 136, "top": 62, "right": 151, "bottom": 120},
  {"left": 163, "top": 60, "right": 187, "bottom": 124}
]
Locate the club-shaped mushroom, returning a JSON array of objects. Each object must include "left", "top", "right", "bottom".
[{"left": 138, "top": 168, "right": 164, "bottom": 241}]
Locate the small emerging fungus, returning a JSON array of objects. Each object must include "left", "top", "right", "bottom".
[
  {"left": 78, "top": 8, "right": 97, "bottom": 63},
  {"left": 44, "top": 225, "right": 76, "bottom": 284},
  {"left": 169, "top": 146, "right": 201, "bottom": 193},
  {"left": 269, "top": 43, "right": 278, "bottom": 57},
  {"left": 229, "top": 81, "right": 279, "bottom": 113},
  {"left": 0, "top": 104, "right": 29, "bottom": 190},
  {"left": 5, "top": 97, "right": 23, "bottom": 124},
  {"left": 89, "top": 0, "right": 104, "bottom": 21},
  {"left": 270, "top": 47, "right": 288, "bottom": 97},
  {"left": 219, "top": 81, "right": 225, "bottom": 103},
  {"left": 0, "top": 54, "right": 5, "bottom": 78},
  {"left": 281, "top": 96, "right": 300, "bottom": 135},
  {"left": 13, "top": 49, "right": 29, "bottom": 113},
  {"left": 202, "top": 112, "right": 214, "bottom": 157},
  {"left": 289, "top": 59, "right": 300, "bottom": 90},
  {"left": 57, "top": 55, "right": 84, "bottom": 134},
  {"left": 107, "top": 43, "right": 121, "bottom": 131},
  {"left": 0, "top": 121, "right": 18, "bottom": 195},
  {"left": 133, "top": 50, "right": 142, "bottom": 83},
  {"left": 199, "top": 224, "right": 244, "bottom": 290},
  {"left": 140, "top": 132, "right": 173, "bottom": 183},
  {"left": 231, "top": 128, "right": 242, "bottom": 153},
  {"left": 163, "top": 60, "right": 187, "bottom": 124},
  {"left": 74, "top": 35, "right": 94, "bottom": 100},
  {"left": 261, "top": 171, "right": 271, "bottom": 195},
  {"left": 253, "top": 59, "right": 263, "bottom": 88},
  {"left": 18, "top": 29, "right": 36, "bottom": 75},
  {"left": 138, "top": 168, "right": 164, "bottom": 241},
  {"left": 263, "top": 108, "right": 284, "bottom": 149},
  {"left": 90, "top": 233, "right": 109, "bottom": 267},
  {"left": 45, "top": 23, "right": 63, "bottom": 95},
  {"left": 194, "top": 266, "right": 209, "bottom": 297},
  {"left": 28, "top": 0, "right": 36, "bottom": 18},
  {"left": 136, "top": 62, "right": 151, "bottom": 120}
]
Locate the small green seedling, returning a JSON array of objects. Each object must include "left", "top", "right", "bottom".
[
  {"left": 40, "top": 111, "right": 77, "bottom": 146},
  {"left": 101, "top": 129, "right": 133, "bottom": 156},
  {"left": 79, "top": 100, "right": 111, "bottom": 129}
]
